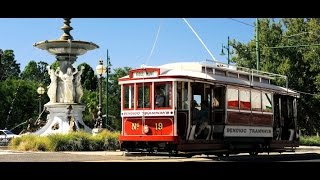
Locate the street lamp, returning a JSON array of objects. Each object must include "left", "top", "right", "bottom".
[
  {"left": 95, "top": 59, "right": 106, "bottom": 129},
  {"left": 37, "top": 86, "right": 45, "bottom": 115},
  {"left": 106, "top": 50, "right": 112, "bottom": 130},
  {"left": 220, "top": 36, "right": 231, "bottom": 64}
]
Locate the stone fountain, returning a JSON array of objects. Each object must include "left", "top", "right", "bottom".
[{"left": 32, "top": 18, "right": 99, "bottom": 136}]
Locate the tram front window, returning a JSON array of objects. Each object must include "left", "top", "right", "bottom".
[
  {"left": 123, "top": 84, "right": 134, "bottom": 109},
  {"left": 154, "top": 82, "right": 172, "bottom": 108},
  {"left": 137, "top": 83, "right": 151, "bottom": 108}
]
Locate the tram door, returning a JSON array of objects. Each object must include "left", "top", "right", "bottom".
[
  {"left": 273, "top": 94, "right": 296, "bottom": 141},
  {"left": 212, "top": 86, "right": 226, "bottom": 139},
  {"left": 177, "top": 82, "right": 189, "bottom": 140},
  {"left": 189, "top": 83, "right": 212, "bottom": 140}
]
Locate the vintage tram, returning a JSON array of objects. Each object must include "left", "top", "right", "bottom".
[{"left": 118, "top": 60, "right": 300, "bottom": 156}]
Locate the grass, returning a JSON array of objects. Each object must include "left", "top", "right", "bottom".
[{"left": 9, "top": 130, "right": 120, "bottom": 151}]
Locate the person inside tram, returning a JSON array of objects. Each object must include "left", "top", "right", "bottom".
[
  {"left": 155, "top": 88, "right": 165, "bottom": 107},
  {"left": 192, "top": 100, "right": 200, "bottom": 122},
  {"left": 194, "top": 101, "right": 209, "bottom": 138}
]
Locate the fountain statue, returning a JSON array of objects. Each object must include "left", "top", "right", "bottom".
[{"left": 32, "top": 18, "right": 99, "bottom": 136}]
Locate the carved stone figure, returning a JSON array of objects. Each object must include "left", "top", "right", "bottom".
[
  {"left": 47, "top": 66, "right": 59, "bottom": 103},
  {"left": 56, "top": 67, "right": 64, "bottom": 103},
  {"left": 74, "top": 66, "right": 85, "bottom": 103},
  {"left": 60, "top": 67, "right": 78, "bottom": 103}
]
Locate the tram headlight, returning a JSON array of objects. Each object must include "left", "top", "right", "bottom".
[{"left": 143, "top": 125, "right": 149, "bottom": 134}]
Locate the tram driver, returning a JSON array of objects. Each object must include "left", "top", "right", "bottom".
[{"left": 155, "top": 88, "right": 165, "bottom": 107}]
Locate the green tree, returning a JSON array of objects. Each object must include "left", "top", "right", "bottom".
[
  {"left": 231, "top": 18, "right": 320, "bottom": 135},
  {"left": 81, "top": 89, "right": 98, "bottom": 128},
  {"left": 77, "top": 63, "right": 98, "bottom": 91},
  {"left": 0, "top": 79, "right": 44, "bottom": 133},
  {"left": 0, "top": 50, "right": 20, "bottom": 81},
  {"left": 21, "top": 61, "right": 49, "bottom": 84},
  {"left": 104, "top": 67, "right": 131, "bottom": 130}
]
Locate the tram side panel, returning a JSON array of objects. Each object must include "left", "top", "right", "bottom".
[{"left": 223, "top": 86, "right": 274, "bottom": 150}]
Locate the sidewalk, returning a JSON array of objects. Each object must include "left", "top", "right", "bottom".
[
  {"left": 2, "top": 146, "right": 320, "bottom": 155},
  {"left": 296, "top": 145, "right": 320, "bottom": 151},
  {"left": 64, "top": 150, "right": 125, "bottom": 156}
]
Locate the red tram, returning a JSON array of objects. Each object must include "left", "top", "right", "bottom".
[{"left": 118, "top": 61, "right": 300, "bottom": 156}]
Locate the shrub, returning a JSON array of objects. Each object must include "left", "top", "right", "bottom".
[
  {"left": 300, "top": 136, "right": 320, "bottom": 146},
  {"left": 9, "top": 135, "right": 51, "bottom": 151},
  {"left": 8, "top": 130, "right": 120, "bottom": 151}
]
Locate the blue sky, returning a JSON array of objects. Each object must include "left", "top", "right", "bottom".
[{"left": 0, "top": 18, "right": 256, "bottom": 72}]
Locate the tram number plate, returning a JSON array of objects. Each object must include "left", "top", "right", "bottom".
[
  {"left": 131, "top": 123, "right": 139, "bottom": 130},
  {"left": 155, "top": 123, "right": 163, "bottom": 130}
]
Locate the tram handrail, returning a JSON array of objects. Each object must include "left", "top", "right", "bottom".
[{"left": 204, "top": 59, "right": 288, "bottom": 89}]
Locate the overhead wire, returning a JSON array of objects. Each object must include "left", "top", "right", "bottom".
[
  {"left": 229, "top": 18, "right": 255, "bottom": 28},
  {"left": 183, "top": 18, "right": 217, "bottom": 61},
  {"left": 145, "top": 21, "right": 162, "bottom": 66}
]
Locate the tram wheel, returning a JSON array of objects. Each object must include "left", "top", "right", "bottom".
[
  {"left": 216, "top": 153, "right": 223, "bottom": 157},
  {"left": 249, "top": 151, "right": 258, "bottom": 156}
]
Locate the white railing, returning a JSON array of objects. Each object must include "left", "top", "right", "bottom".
[{"left": 203, "top": 59, "right": 288, "bottom": 89}]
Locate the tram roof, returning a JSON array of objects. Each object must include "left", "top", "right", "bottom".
[{"left": 119, "top": 61, "right": 299, "bottom": 97}]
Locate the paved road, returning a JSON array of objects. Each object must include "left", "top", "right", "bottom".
[{"left": 1, "top": 146, "right": 320, "bottom": 162}]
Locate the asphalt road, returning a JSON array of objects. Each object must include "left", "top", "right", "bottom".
[
  {"left": 1, "top": 146, "right": 320, "bottom": 162},
  {"left": 1, "top": 147, "right": 319, "bottom": 178}
]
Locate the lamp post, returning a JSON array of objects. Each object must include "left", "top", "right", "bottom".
[
  {"left": 106, "top": 50, "right": 112, "bottom": 129},
  {"left": 220, "top": 36, "right": 230, "bottom": 64},
  {"left": 37, "top": 86, "right": 45, "bottom": 115},
  {"left": 95, "top": 59, "right": 106, "bottom": 129}
]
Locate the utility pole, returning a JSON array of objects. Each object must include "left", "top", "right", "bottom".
[
  {"left": 256, "top": 18, "right": 260, "bottom": 71},
  {"left": 106, "top": 50, "right": 111, "bottom": 130}
]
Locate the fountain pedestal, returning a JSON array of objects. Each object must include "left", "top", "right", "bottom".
[{"left": 33, "top": 103, "right": 91, "bottom": 136}]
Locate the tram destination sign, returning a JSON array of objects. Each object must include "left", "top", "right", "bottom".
[
  {"left": 224, "top": 125, "right": 273, "bottom": 137},
  {"left": 130, "top": 68, "right": 160, "bottom": 79},
  {"left": 121, "top": 110, "right": 173, "bottom": 117}
]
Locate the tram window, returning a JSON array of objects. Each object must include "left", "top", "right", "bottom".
[
  {"left": 177, "top": 82, "right": 182, "bottom": 109},
  {"left": 262, "top": 92, "right": 272, "bottom": 112},
  {"left": 239, "top": 74, "right": 249, "bottom": 81},
  {"left": 178, "top": 82, "right": 189, "bottom": 110},
  {"left": 281, "top": 96, "right": 288, "bottom": 117},
  {"left": 228, "top": 72, "right": 238, "bottom": 78},
  {"left": 202, "top": 67, "right": 213, "bottom": 74},
  {"left": 183, "top": 83, "right": 188, "bottom": 109},
  {"left": 288, "top": 97, "right": 293, "bottom": 118},
  {"left": 123, "top": 84, "right": 134, "bottom": 109},
  {"left": 215, "top": 69, "right": 226, "bottom": 76},
  {"left": 227, "top": 88, "right": 239, "bottom": 109},
  {"left": 154, "top": 82, "right": 172, "bottom": 108},
  {"left": 239, "top": 89, "right": 250, "bottom": 110},
  {"left": 213, "top": 87, "right": 225, "bottom": 108},
  {"left": 251, "top": 90, "right": 261, "bottom": 111},
  {"left": 261, "top": 78, "right": 270, "bottom": 84},
  {"left": 253, "top": 76, "right": 260, "bottom": 82},
  {"left": 137, "top": 83, "right": 151, "bottom": 108}
]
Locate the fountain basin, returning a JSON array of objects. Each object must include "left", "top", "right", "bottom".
[{"left": 34, "top": 40, "right": 99, "bottom": 57}]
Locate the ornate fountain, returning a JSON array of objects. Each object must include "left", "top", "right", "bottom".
[{"left": 32, "top": 18, "right": 99, "bottom": 136}]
